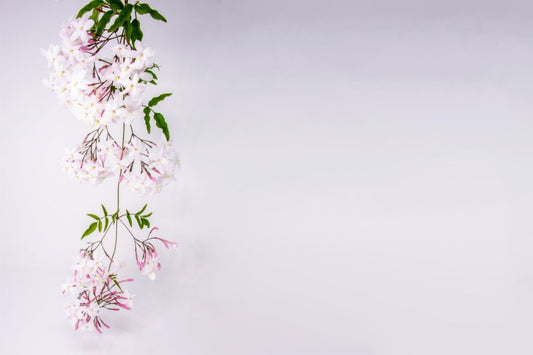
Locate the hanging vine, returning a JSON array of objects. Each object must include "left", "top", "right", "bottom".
[{"left": 43, "top": 0, "right": 178, "bottom": 333}]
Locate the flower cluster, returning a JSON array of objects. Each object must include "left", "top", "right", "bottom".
[
  {"left": 43, "top": 14, "right": 155, "bottom": 128},
  {"left": 62, "top": 128, "right": 178, "bottom": 193},
  {"left": 120, "top": 136, "right": 179, "bottom": 194},
  {"left": 133, "top": 227, "right": 177, "bottom": 280},
  {"left": 62, "top": 136, "right": 116, "bottom": 184},
  {"left": 62, "top": 251, "right": 134, "bottom": 333}
]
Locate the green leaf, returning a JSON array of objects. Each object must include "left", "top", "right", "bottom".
[
  {"left": 112, "top": 277, "right": 123, "bottom": 291},
  {"left": 145, "top": 69, "right": 158, "bottom": 80},
  {"left": 89, "top": 8, "right": 101, "bottom": 26},
  {"left": 104, "top": 217, "right": 109, "bottom": 232},
  {"left": 154, "top": 112, "right": 170, "bottom": 140},
  {"left": 126, "top": 210, "right": 133, "bottom": 227},
  {"left": 123, "top": 20, "right": 132, "bottom": 45},
  {"left": 142, "top": 212, "right": 152, "bottom": 218},
  {"left": 98, "top": 220, "right": 102, "bottom": 232},
  {"left": 101, "top": 204, "right": 108, "bottom": 216},
  {"left": 87, "top": 213, "right": 100, "bottom": 220},
  {"left": 107, "top": 0, "right": 124, "bottom": 11},
  {"left": 135, "top": 3, "right": 152, "bottom": 15},
  {"left": 149, "top": 9, "right": 167, "bottom": 22},
  {"left": 77, "top": 0, "right": 103, "bottom": 18},
  {"left": 96, "top": 10, "right": 114, "bottom": 35},
  {"left": 82, "top": 222, "right": 98, "bottom": 239},
  {"left": 131, "top": 18, "right": 143, "bottom": 43},
  {"left": 143, "top": 107, "right": 152, "bottom": 134},
  {"left": 148, "top": 93, "right": 172, "bottom": 107},
  {"left": 135, "top": 214, "right": 143, "bottom": 229},
  {"left": 109, "top": 274, "right": 124, "bottom": 291},
  {"left": 108, "top": 3, "right": 133, "bottom": 32},
  {"left": 137, "top": 203, "right": 148, "bottom": 216},
  {"left": 142, "top": 218, "right": 151, "bottom": 228}
]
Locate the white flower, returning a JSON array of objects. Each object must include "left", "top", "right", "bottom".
[
  {"left": 140, "top": 251, "right": 161, "bottom": 280},
  {"left": 123, "top": 96, "right": 144, "bottom": 123},
  {"left": 70, "top": 14, "right": 94, "bottom": 44},
  {"left": 111, "top": 44, "right": 135, "bottom": 58},
  {"left": 66, "top": 69, "right": 88, "bottom": 99},
  {"left": 131, "top": 45, "right": 155, "bottom": 71},
  {"left": 123, "top": 173, "right": 156, "bottom": 195},
  {"left": 120, "top": 73, "right": 144, "bottom": 98},
  {"left": 86, "top": 301, "right": 101, "bottom": 318},
  {"left": 61, "top": 282, "right": 77, "bottom": 295},
  {"left": 126, "top": 139, "right": 146, "bottom": 161},
  {"left": 122, "top": 290, "right": 135, "bottom": 308},
  {"left": 102, "top": 98, "right": 126, "bottom": 124},
  {"left": 42, "top": 44, "right": 64, "bottom": 70}
]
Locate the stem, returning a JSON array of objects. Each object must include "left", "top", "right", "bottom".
[
  {"left": 118, "top": 218, "right": 143, "bottom": 244},
  {"left": 109, "top": 123, "right": 126, "bottom": 270}
]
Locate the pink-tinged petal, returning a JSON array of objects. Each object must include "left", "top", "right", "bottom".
[
  {"left": 135, "top": 248, "right": 140, "bottom": 264},
  {"left": 100, "top": 318, "right": 111, "bottom": 328},
  {"left": 158, "top": 238, "right": 177, "bottom": 249},
  {"left": 139, "top": 253, "right": 146, "bottom": 270},
  {"left": 94, "top": 319, "right": 102, "bottom": 334},
  {"left": 116, "top": 302, "right": 131, "bottom": 310}
]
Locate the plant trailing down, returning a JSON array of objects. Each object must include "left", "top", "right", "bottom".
[{"left": 43, "top": 0, "right": 178, "bottom": 333}]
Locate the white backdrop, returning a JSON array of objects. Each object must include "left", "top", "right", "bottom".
[{"left": 2, "top": 0, "right": 533, "bottom": 354}]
